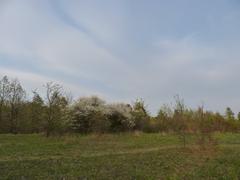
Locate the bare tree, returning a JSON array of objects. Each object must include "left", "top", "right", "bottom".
[
  {"left": 173, "top": 95, "right": 188, "bottom": 148},
  {"left": 44, "top": 82, "right": 67, "bottom": 136},
  {"left": 0, "top": 76, "right": 10, "bottom": 129},
  {"left": 8, "top": 79, "right": 26, "bottom": 134}
]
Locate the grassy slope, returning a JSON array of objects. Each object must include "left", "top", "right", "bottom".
[{"left": 0, "top": 133, "right": 240, "bottom": 179}]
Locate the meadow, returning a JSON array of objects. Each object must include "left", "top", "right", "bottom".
[{"left": 1, "top": 133, "right": 240, "bottom": 179}]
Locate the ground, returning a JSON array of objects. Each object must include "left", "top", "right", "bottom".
[{"left": 0, "top": 133, "right": 240, "bottom": 179}]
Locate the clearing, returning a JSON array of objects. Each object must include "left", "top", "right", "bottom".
[{"left": 0, "top": 133, "right": 240, "bottom": 179}]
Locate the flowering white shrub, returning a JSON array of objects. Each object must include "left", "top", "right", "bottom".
[
  {"left": 106, "top": 103, "right": 135, "bottom": 130},
  {"left": 71, "top": 96, "right": 108, "bottom": 133},
  {"left": 71, "top": 96, "right": 135, "bottom": 133}
]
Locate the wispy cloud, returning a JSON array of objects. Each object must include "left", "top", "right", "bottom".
[{"left": 0, "top": 0, "right": 240, "bottom": 114}]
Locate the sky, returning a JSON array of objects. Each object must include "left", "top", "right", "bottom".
[{"left": 0, "top": 0, "right": 240, "bottom": 115}]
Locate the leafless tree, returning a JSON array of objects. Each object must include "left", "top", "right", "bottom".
[
  {"left": 44, "top": 82, "right": 67, "bottom": 137},
  {"left": 0, "top": 76, "right": 10, "bottom": 128},
  {"left": 173, "top": 95, "right": 188, "bottom": 148},
  {"left": 8, "top": 79, "right": 26, "bottom": 134}
]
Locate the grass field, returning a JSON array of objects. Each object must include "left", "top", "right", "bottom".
[{"left": 1, "top": 133, "right": 240, "bottom": 179}]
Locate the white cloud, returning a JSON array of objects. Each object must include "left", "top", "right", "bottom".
[
  {"left": 0, "top": 66, "right": 107, "bottom": 100},
  {"left": 0, "top": 0, "right": 240, "bottom": 115}
]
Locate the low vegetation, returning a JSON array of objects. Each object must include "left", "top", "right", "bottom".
[{"left": 1, "top": 133, "right": 240, "bottom": 179}]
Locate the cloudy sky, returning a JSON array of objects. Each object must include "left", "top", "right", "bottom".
[{"left": 1, "top": 0, "right": 240, "bottom": 114}]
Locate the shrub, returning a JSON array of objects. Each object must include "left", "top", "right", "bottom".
[
  {"left": 106, "top": 103, "right": 134, "bottom": 132},
  {"left": 71, "top": 96, "right": 108, "bottom": 133}
]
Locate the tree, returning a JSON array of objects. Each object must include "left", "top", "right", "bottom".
[
  {"left": 30, "top": 91, "right": 44, "bottom": 133},
  {"left": 44, "top": 82, "right": 67, "bottom": 136},
  {"left": 238, "top": 112, "right": 240, "bottom": 121},
  {"left": 132, "top": 99, "right": 150, "bottom": 131},
  {"left": 8, "top": 79, "right": 26, "bottom": 134},
  {"left": 157, "top": 104, "right": 173, "bottom": 132},
  {"left": 0, "top": 76, "right": 10, "bottom": 131},
  {"left": 173, "top": 95, "right": 188, "bottom": 148},
  {"left": 225, "top": 107, "right": 235, "bottom": 121}
]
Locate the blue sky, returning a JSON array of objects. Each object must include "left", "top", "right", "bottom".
[{"left": 0, "top": 0, "right": 240, "bottom": 114}]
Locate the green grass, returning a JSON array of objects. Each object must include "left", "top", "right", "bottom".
[{"left": 1, "top": 133, "right": 240, "bottom": 179}]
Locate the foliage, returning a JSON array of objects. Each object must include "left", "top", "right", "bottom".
[
  {"left": 44, "top": 82, "right": 69, "bottom": 136},
  {"left": 132, "top": 99, "right": 150, "bottom": 132},
  {"left": 0, "top": 75, "right": 240, "bottom": 136},
  {"left": 225, "top": 107, "right": 235, "bottom": 121},
  {"left": 106, "top": 103, "right": 134, "bottom": 132},
  {"left": 71, "top": 96, "right": 134, "bottom": 133},
  {"left": 71, "top": 96, "right": 108, "bottom": 133},
  {"left": 29, "top": 91, "right": 45, "bottom": 133}
]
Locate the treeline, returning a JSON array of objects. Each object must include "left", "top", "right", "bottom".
[{"left": 0, "top": 75, "right": 240, "bottom": 136}]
